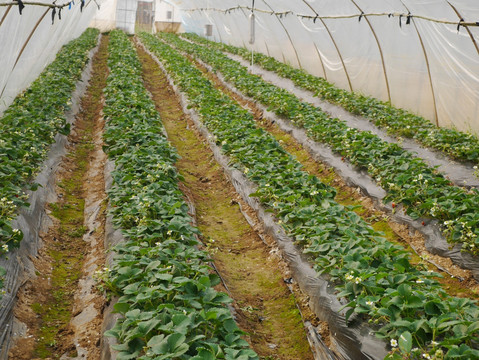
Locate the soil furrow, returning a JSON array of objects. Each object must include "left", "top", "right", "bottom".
[
  {"left": 224, "top": 52, "right": 479, "bottom": 189},
  {"left": 8, "top": 35, "right": 109, "bottom": 360},
  {"left": 135, "top": 41, "right": 317, "bottom": 360},
  {"left": 179, "top": 48, "right": 479, "bottom": 300}
]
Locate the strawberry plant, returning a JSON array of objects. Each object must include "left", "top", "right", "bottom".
[
  {"left": 140, "top": 32, "right": 479, "bottom": 360},
  {"left": 0, "top": 28, "right": 99, "bottom": 294},
  {"left": 102, "top": 30, "right": 258, "bottom": 359},
  {"left": 159, "top": 33, "right": 479, "bottom": 255},
  {"left": 183, "top": 33, "right": 479, "bottom": 164}
]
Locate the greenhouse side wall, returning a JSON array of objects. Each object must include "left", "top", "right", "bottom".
[
  {"left": 0, "top": 1, "right": 98, "bottom": 114},
  {"left": 177, "top": 0, "right": 479, "bottom": 136}
]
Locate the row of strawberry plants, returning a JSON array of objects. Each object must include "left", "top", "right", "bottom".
[
  {"left": 0, "top": 28, "right": 100, "bottom": 254},
  {"left": 140, "top": 32, "right": 479, "bottom": 360},
  {"left": 160, "top": 33, "right": 479, "bottom": 255},
  {"left": 183, "top": 33, "right": 479, "bottom": 164},
  {"left": 101, "top": 30, "right": 258, "bottom": 360}
]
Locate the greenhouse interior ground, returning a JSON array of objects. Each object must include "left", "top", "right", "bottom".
[{"left": 1, "top": 1, "right": 479, "bottom": 359}]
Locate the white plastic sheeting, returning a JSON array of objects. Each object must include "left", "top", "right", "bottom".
[
  {"left": 0, "top": 0, "right": 99, "bottom": 113},
  {"left": 156, "top": 0, "right": 181, "bottom": 23},
  {"left": 90, "top": 0, "right": 117, "bottom": 31},
  {"left": 90, "top": 0, "right": 183, "bottom": 35},
  {"left": 115, "top": 0, "right": 138, "bottom": 33},
  {"left": 172, "top": 0, "right": 479, "bottom": 136}
]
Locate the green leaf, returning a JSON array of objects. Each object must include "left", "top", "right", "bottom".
[
  {"left": 137, "top": 318, "right": 161, "bottom": 336},
  {"left": 390, "top": 319, "right": 413, "bottom": 330},
  {"left": 167, "top": 333, "right": 188, "bottom": 355},
  {"left": 398, "top": 331, "right": 412, "bottom": 354},
  {"left": 425, "top": 301, "right": 442, "bottom": 316},
  {"left": 147, "top": 334, "right": 166, "bottom": 347},
  {"left": 437, "top": 320, "right": 465, "bottom": 330},
  {"left": 113, "top": 302, "right": 130, "bottom": 314},
  {"left": 223, "top": 319, "right": 239, "bottom": 333},
  {"left": 194, "top": 349, "right": 216, "bottom": 360},
  {"left": 397, "top": 284, "right": 411, "bottom": 297},
  {"left": 466, "top": 321, "right": 479, "bottom": 334},
  {"left": 405, "top": 295, "right": 423, "bottom": 308}
]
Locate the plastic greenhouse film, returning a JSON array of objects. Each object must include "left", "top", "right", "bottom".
[
  {"left": 222, "top": 53, "right": 479, "bottom": 190},
  {"left": 179, "top": 42, "right": 479, "bottom": 281},
  {"left": 137, "top": 39, "right": 390, "bottom": 360},
  {"left": 403, "top": 1, "right": 479, "bottom": 135},
  {"left": 0, "top": 1, "right": 98, "bottom": 114},
  {"left": 0, "top": 35, "right": 100, "bottom": 359}
]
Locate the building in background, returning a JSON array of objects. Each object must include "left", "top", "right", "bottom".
[
  {"left": 154, "top": 0, "right": 183, "bottom": 33},
  {"left": 90, "top": 0, "right": 183, "bottom": 34},
  {"left": 136, "top": 0, "right": 155, "bottom": 33}
]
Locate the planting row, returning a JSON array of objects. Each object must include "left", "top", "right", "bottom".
[
  {"left": 101, "top": 30, "right": 258, "bottom": 360},
  {"left": 0, "top": 28, "right": 100, "bottom": 253},
  {"left": 139, "top": 32, "right": 479, "bottom": 360},
  {"left": 160, "top": 33, "right": 479, "bottom": 256},
  {"left": 183, "top": 33, "right": 479, "bottom": 165}
]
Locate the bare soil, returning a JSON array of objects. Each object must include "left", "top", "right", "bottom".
[
  {"left": 8, "top": 35, "right": 110, "bottom": 360},
  {"left": 136, "top": 41, "right": 317, "bottom": 360}
]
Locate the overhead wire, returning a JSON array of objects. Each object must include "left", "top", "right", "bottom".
[
  {"left": 0, "top": 1, "right": 72, "bottom": 9},
  {"left": 181, "top": 6, "right": 479, "bottom": 29},
  {"left": 0, "top": 0, "right": 99, "bottom": 12}
]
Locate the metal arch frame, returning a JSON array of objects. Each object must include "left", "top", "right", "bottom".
[
  {"left": 238, "top": 5, "right": 284, "bottom": 61},
  {"left": 207, "top": 9, "right": 224, "bottom": 42},
  {"left": 264, "top": 39, "right": 271, "bottom": 56},
  {"left": 187, "top": 10, "right": 210, "bottom": 39},
  {"left": 399, "top": 0, "right": 439, "bottom": 126},
  {"left": 313, "top": 42, "right": 328, "bottom": 81},
  {"left": 198, "top": 8, "right": 222, "bottom": 41},
  {"left": 197, "top": 0, "right": 245, "bottom": 46},
  {"left": 0, "top": 5, "right": 12, "bottom": 27},
  {"left": 446, "top": 1, "right": 479, "bottom": 130},
  {"left": 0, "top": 8, "right": 50, "bottom": 98},
  {"left": 349, "top": 0, "right": 391, "bottom": 102},
  {"left": 294, "top": 8, "right": 328, "bottom": 80},
  {"left": 0, "top": 0, "right": 94, "bottom": 99},
  {"left": 447, "top": 1, "right": 479, "bottom": 56},
  {"left": 260, "top": 0, "right": 302, "bottom": 69},
  {"left": 302, "top": 0, "right": 353, "bottom": 92}
]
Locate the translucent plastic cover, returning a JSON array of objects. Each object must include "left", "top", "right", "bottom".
[
  {"left": 0, "top": 1, "right": 99, "bottom": 113},
  {"left": 172, "top": 0, "right": 479, "bottom": 136},
  {"left": 115, "top": 0, "right": 137, "bottom": 33},
  {"left": 90, "top": 0, "right": 118, "bottom": 32}
]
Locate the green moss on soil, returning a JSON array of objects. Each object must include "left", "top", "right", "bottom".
[
  {"left": 136, "top": 44, "right": 314, "bottom": 360},
  {"left": 34, "top": 141, "right": 87, "bottom": 358},
  {"left": 30, "top": 35, "right": 109, "bottom": 359}
]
